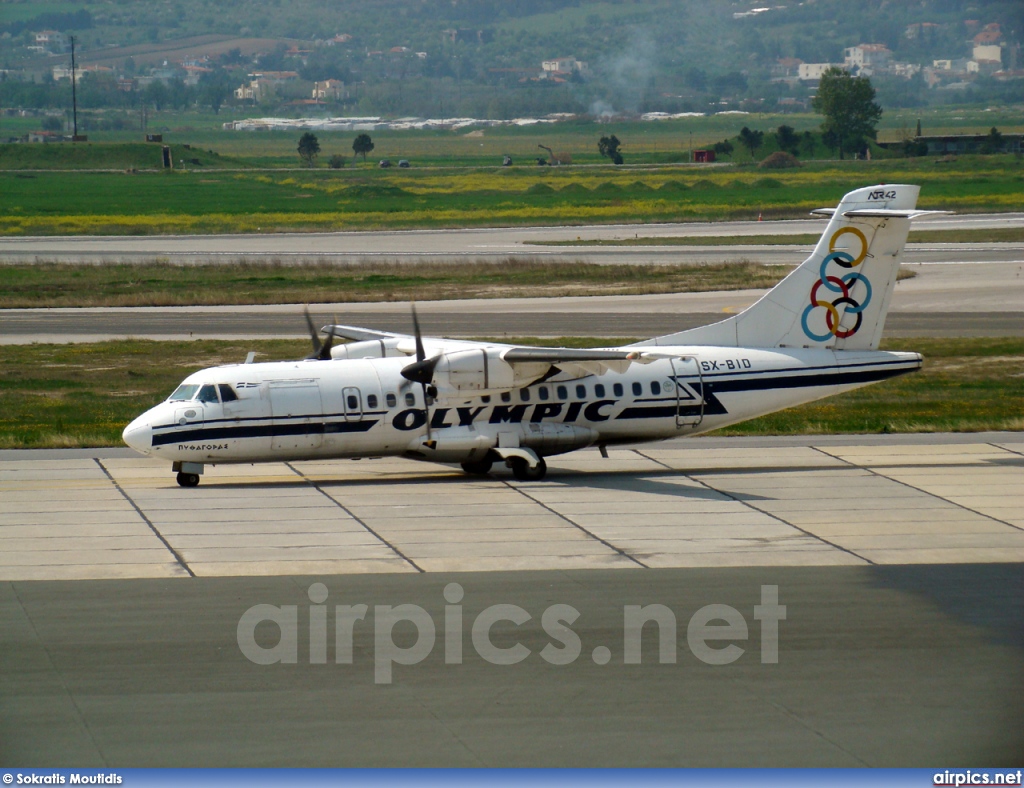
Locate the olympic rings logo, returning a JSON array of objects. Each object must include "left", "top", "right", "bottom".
[{"left": 801, "top": 226, "right": 872, "bottom": 341}]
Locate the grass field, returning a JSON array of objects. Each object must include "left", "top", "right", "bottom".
[
  {"left": 1, "top": 337, "right": 1020, "bottom": 449},
  {"left": 535, "top": 228, "right": 1024, "bottom": 247},
  {"left": 2, "top": 107, "right": 1022, "bottom": 166},
  {"left": 0, "top": 260, "right": 798, "bottom": 308},
  {"left": 2, "top": 155, "right": 1021, "bottom": 235}
]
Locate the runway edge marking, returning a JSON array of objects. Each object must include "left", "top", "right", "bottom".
[
  {"left": 633, "top": 449, "right": 876, "bottom": 565},
  {"left": 814, "top": 446, "right": 1024, "bottom": 534},
  {"left": 94, "top": 458, "right": 196, "bottom": 577},
  {"left": 285, "top": 462, "right": 425, "bottom": 573}
]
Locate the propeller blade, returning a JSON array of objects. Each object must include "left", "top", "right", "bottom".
[
  {"left": 422, "top": 382, "right": 433, "bottom": 443},
  {"left": 319, "top": 331, "right": 335, "bottom": 360},
  {"left": 409, "top": 305, "right": 433, "bottom": 441},
  {"left": 411, "top": 303, "right": 425, "bottom": 363},
  {"left": 303, "top": 306, "right": 323, "bottom": 359}
]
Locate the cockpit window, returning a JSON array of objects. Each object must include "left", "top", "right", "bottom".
[
  {"left": 169, "top": 384, "right": 199, "bottom": 402},
  {"left": 219, "top": 384, "right": 239, "bottom": 402},
  {"left": 197, "top": 384, "right": 220, "bottom": 404}
]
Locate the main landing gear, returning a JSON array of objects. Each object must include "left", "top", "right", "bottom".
[
  {"left": 460, "top": 449, "right": 548, "bottom": 481},
  {"left": 176, "top": 472, "right": 200, "bottom": 487},
  {"left": 460, "top": 456, "right": 494, "bottom": 476},
  {"left": 510, "top": 456, "right": 547, "bottom": 481}
]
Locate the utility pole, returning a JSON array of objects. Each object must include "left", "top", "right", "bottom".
[{"left": 70, "top": 35, "right": 79, "bottom": 139}]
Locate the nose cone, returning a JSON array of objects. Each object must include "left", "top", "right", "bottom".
[{"left": 122, "top": 416, "right": 153, "bottom": 454}]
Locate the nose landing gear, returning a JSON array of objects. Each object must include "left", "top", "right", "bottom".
[{"left": 172, "top": 461, "right": 205, "bottom": 488}]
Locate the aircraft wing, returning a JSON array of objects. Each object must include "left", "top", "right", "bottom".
[
  {"left": 322, "top": 323, "right": 410, "bottom": 342},
  {"left": 502, "top": 347, "right": 654, "bottom": 377}
]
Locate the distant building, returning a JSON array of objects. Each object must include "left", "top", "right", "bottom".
[
  {"left": 771, "top": 57, "right": 803, "bottom": 78},
  {"left": 973, "top": 23, "right": 1002, "bottom": 46},
  {"left": 844, "top": 44, "right": 891, "bottom": 72},
  {"left": 542, "top": 57, "right": 588, "bottom": 75},
  {"left": 915, "top": 134, "right": 1021, "bottom": 155},
  {"left": 52, "top": 65, "right": 114, "bottom": 83},
  {"left": 312, "top": 79, "right": 345, "bottom": 101},
  {"left": 250, "top": 71, "right": 299, "bottom": 84},
  {"left": 973, "top": 44, "right": 1003, "bottom": 67},
  {"left": 235, "top": 79, "right": 273, "bottom": 101},
  {"left": 33, "top": 31, "right": 69, "bottom": 53},
  {"left": 798, "top": 63, "right": 839, "bottom": 81}
]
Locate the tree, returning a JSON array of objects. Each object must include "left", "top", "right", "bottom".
[
  {"left": 199, "top": 68, "right": 233, "bottom": 115},
  {"left": 598, "top": 134, "right": 623, "bottom": 165},
  {"left": 298, "top": 132, "right": 320, "bottom": 166},
  {"left": 981, "top": 127, "right": 1004, "bottom": 154},
  {"left": 775, "top": 124, "right": 800, "bottom": 155},
  {"left": 738, "top": 126, "right": 764, "bottom": 159},
  {"left": 352, "top": 133, "right": 374, "bottom": 162},
  {"left": 799, "top": 131, "right": 816, "bottom": 158},
  {"left": 811, "top": 66, "right": 882, "bottom": 160},
  {"left": 712, "top": 140, "right": 734, "bottom": 159}
]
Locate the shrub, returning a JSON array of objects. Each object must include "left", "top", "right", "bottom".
[
  {"left": 759, "top": 151, "right": 801, "bottom": 169},
  {"left": 329, "top": 154, "right": 346, "bottom": 169}
]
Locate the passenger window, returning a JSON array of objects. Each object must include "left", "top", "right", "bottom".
[
  {"left": 576, "top": 384, "right": 586, "bottom": 398},
  {"left": 219, "top": 384, "right": 238, "bottom": 402},
  {"left": 347, "top": 394, "right": 359, "bottom": 410},
  {"left": 386, "top": 393, "right": 397, "bottom": 408},
  {"left": 613, "top": 383, "right": 623, "bottom": 397},
  {"left": 367, "top": 394, "right": 378, "bottom": 409},
  {"left": 405, "top": 392, "right": 415, "bottom": 406},
  {"left": 538, "top": 386, "right": 549, "bottom": 401},
  {"left": 632, "top": 382, "right": 643, "bottom": 396},
  {"left": 520, "top": 389, "right": 531, "bottom": 402},
  {"left": 481, "top": 395, "right": 491, "bottom": 404},
  {"left": 595, "top": 384, "right": 605, "bottom": 397},
  {"left": 197, "top": 384, "right": 219, "bottom": 403},
  {"left": 501, "top": 392, "right": 511, "bottom": 403},
  {"left": 651, "top": 381, "right": 661, "bottom": 395},
  {"left": 557, "top": 385, "right": 567, "bottom": 399}
]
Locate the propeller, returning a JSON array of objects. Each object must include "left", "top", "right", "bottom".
[
  {"left": 303, "top": 306, "right": 335, "bottom": 360},
  {"left": 401, "top": 304, "right": 437, "bottom": 444}
]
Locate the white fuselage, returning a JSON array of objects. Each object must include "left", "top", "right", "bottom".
[{"left": 123, "top": 345, "right": 921, "bottom": 467}]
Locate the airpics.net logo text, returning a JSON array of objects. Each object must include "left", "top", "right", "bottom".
[{"left": 236, "top": 583, "right": 786, "bottom": 684}]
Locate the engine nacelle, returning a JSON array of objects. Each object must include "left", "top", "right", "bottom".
[
  {"left": 331, "top": 338, "right": 407, "bottom": 360},
  {"left": 430, "top": 349, "right": 548, "bottom": 395}
]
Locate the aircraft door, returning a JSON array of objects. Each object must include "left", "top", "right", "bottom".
[
  {"left": 669, "top": 356, "right": 704, "bottom": 428},
  {"left": 268, "top": 379, "right": 323, "bottom": 451}
]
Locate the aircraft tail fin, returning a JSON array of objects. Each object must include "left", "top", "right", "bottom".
[{"left": 641, "top": 184, "right": 942, "bottom": 351}]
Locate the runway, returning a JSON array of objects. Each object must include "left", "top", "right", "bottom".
[
  {"left": 1, "top": 433, "right": 1022, "bottom": 766},
  {"left": 3, "top": 434, "right": 1022, "bottom": 581},
  {"left": 3, "top": 258, "right": 1022, "bottom": 343},
  {"left": 0, "top": 212, "right": 1020, "bottom": 265}
]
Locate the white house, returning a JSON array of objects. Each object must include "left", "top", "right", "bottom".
[
  {"left": 798, "top": 63, "right": 839, "bottom": 81},
  {"left": 844, "top": 44, "right": 892, "bottom": 71}
]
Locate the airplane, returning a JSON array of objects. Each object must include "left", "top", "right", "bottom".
[{"left": 123, "top": 184, "right": 944, "bottom": 487}]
